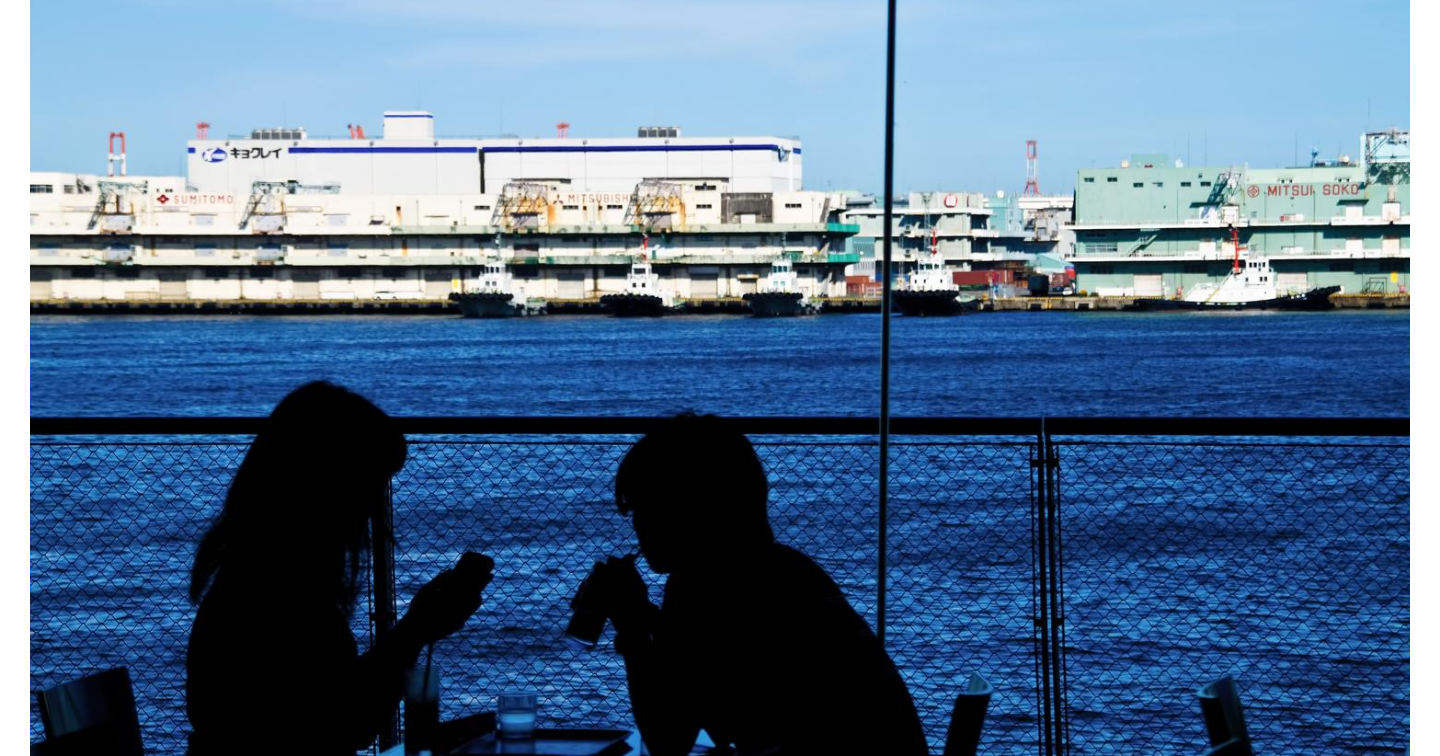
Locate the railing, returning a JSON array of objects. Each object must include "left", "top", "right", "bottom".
[
  {"left": 1074, "top": 242, "right": 1119, "bottom": 256},
  {"left": 30, "top": 417, "right": 1409, "bottom": 755}
]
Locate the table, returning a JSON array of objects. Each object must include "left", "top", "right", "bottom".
[{"left": 379, "top": 728, "right": 717, "bottom": 756}]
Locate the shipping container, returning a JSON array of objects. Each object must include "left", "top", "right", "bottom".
[
  {"left": 1028, "top": 274, "right": 1051, "bottom": 296},
  {"left": 952, "top": 271, "right": 994, "bottom": 286}
]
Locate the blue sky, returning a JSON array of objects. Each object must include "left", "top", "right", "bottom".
[{"left": 30, "top": 0, "right": 1409, "bottom": 195}]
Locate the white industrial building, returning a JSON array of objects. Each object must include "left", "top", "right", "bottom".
[
  {"left": 186, "top": 111, "right": 803, "bottom": 197},
  {"left": 30, "top": 111, "right": 857, "bottom": 309}
]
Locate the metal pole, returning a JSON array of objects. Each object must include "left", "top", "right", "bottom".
[
  {"left": 1029, "top": 431, "right": 1044, "bottom": 754},
  {"left": 1050, "top": 430, "right": 1072, "bottom": 753},
  {"left": 372, "top": 481, "right": 399, "bottom": 751},
  {"left": 1043, "top": 424, "right": 1066, "bottom": 754},
  {"left": 878, "top": 0, "right": 896, "bottom": 648},
  {"left": 1034, "top": 420, "right": 1053, "bottom": 756}
]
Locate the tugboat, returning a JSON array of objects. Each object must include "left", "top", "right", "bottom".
[
  {"left": 894, "top": 230, "right": 963, "bottom": 316},
  {"left": 449, "top": 260, "right": 525, "bottom": 318},
  {"left": 1127, "top": 229, "right": 1340, "bottom": 311},
  {"left": 601, "top": 239, "right": 673, "bottom": 317},
  {"left": 743, "top": 257, "right": 814, "bottom": 317}
]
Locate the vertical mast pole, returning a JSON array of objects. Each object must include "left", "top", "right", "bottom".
[{"left": 878, "top": 0, "right": 897, "bottom": 646}]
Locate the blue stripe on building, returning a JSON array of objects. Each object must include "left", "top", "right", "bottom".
[
  {"left": 482, "top": 144, "right": 796, "bottom": 155},
  {"left": 288, "top": 147, "right": 478, "bottom": 154},
  {"left": 187, "top": 144, "right": 796, "bottom": 156}
]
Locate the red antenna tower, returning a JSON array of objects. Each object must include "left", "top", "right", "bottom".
[
  {"left": 1023, "top": 139, "right": 1040, "bottom": 196},
  {"left": 196, "top": 122, "right": 210, "bottom": 139},
  {"left": 556, "top": 122, "right": 570, "bottom": 139},
  {"left": 107, "top": 132, "right": 127, "bottom": 177}
]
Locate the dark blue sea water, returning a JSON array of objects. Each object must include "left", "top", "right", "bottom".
[
  {"left": 28, "top": 311, "right": 1411, "bottom": 417},
  {"left": 29, "top": 312, "right": 1411, "bottom": 755}
]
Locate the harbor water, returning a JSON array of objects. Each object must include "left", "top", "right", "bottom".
[
  {"left": 29, "top": 311, "right": 1409, "bottom": 754},
  {"left": 29, "top": 311, "right": 1410, "bottom": 417}
]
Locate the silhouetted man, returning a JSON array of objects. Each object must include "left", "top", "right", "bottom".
[{"left": 586, "top": 413, "right": 928, "bottom": 756}]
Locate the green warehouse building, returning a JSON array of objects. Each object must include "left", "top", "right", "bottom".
[{"left": 1069, "top": 130, "right": 1409, "bottom": 300}]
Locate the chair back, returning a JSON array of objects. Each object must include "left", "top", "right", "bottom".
[
  {"left": 942, "top": 673, "right": 992, "bottom": 756},
  {"left": 1196, "top": 675, "right": 1251, "bottom": 756},
  {"left": 36, "top": 668, "right": 144, "bottom": 756}
]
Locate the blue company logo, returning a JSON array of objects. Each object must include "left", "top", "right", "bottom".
[{"left": 200, "top": 147, "right": 227, "bottom": 163}]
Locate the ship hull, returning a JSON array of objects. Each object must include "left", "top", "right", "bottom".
[
  {"left": 743, "top": 291, "right": 811, "bottom": 317},
  {"left": 1126, "top": 286, "right": 1341, "bottom": 312},
  {"left": 449, "top": 292, "right": 520, "bottom": 318},
  {"left": 600, "top": 293, "right": 667, "bottom": 317},
  {"left": 894, "top": 289, "right": 963, "bottom": 316}
]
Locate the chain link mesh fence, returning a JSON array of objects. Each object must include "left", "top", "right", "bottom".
[
  {"left": 31, "top": 430, "right": 1409, "bottom": 755},
  {"left": 1056, "top": 440, "right": 1410, "bottom": 755},
  {"left": 30, "top": 442, "right": 248, "bottom": 752},
  {"left": 886, "top": 442, "right": 1040, "bottom": 754}
]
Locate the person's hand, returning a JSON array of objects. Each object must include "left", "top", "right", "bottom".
[
  {"left": 400, "top": 552, "right": 493, "bottom": 647},
  {"left": 590, "top": 554, "right": 652, "bottom": 635}
]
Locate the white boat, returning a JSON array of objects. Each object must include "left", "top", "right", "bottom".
[
  {"left": 894, "top": 248, "right": 963, "bottom": 316},
  {"left": 743, "top": 257, "right": 814, "bottom": 317},
  {"left": 601, "top": 249, "right": 674, "bottom": 316},
  {"left": 450, "top": 260, "right": 526, "bottom": 317},
  {"left": 1129, "top": 229, "right": 1339, "bottom": 311}
]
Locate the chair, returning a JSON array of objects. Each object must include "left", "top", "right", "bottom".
[
  {"left": 942, "top": 673, "right": 992, "bottom": 756},
  {"left": 1196, "top": 675, "right": 1252, "bottom": 756},
  {"left": 35, "top": 667, "right": 144, "bottom": 756}
]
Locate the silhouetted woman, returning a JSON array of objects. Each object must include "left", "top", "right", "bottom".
[{"left": 186, "top": 381, "right": 490, "bottom": 756}]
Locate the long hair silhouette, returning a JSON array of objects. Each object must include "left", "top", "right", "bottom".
[{"left": 189, "top": 381, "right": 406, "bottom": 612}]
